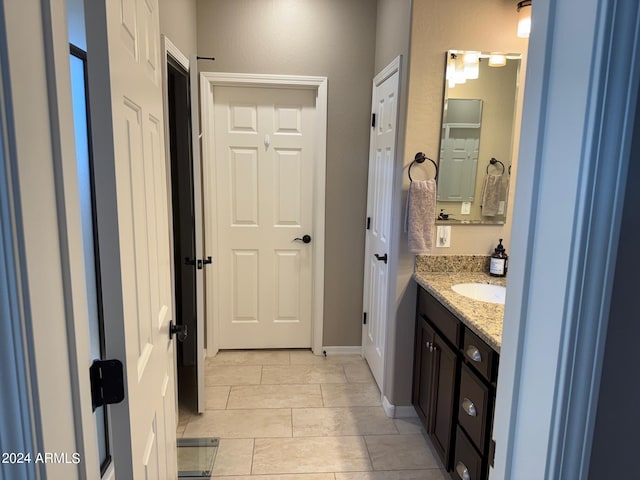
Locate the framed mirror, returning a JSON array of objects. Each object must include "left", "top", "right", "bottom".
[{"left": 436, "top": 50, "right": 522, "bottom": 225}]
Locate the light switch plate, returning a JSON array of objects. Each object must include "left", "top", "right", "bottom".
[
  {"left": 461, "top": 202, "right": 471, "bottom": 215},
  {"left": 436, "top": 226, "right": 451, "bottom": 248}
]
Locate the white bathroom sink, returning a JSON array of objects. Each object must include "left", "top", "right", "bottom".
[{"left": 451, "top": 283, "right": 506, "bottom": 304}]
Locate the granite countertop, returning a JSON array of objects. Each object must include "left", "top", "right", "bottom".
[{"left": 413, "top": 271, "right": 505, "bottom": 352}]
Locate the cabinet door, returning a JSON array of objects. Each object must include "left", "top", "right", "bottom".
[
  {"left": 429, "top": 329, "right": 458, "bottom": 469},
  {"left": 413, "top": 317, "right": 436, "bottom": 424}
]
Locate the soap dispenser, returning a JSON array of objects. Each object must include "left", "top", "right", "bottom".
[{"left": 490, "top": 238, "right": 508, "bottom": 277}]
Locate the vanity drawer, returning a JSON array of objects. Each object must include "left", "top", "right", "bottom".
[
  {"left": 417, "top": 286, "right": 461, "bottom": 348},
  {"left": 463, "top": 329, "right": 497, "bottom": 383},
  {"left": 453, "top": 426, "right": 485, "bottom": 480},
  {"left": 458, "top": 363, "right": 490, "bottom": 453}
]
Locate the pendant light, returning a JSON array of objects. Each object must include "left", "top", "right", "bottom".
[{"left": 517, "top": 0, "right": 532, "bottom": 38}]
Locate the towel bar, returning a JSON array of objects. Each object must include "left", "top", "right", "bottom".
[
  {"left": 408, "top": 152, "right": 438, "bottom": 182},
  {"left": 486, "top": 157, "right": 505, "bottom": 175}
]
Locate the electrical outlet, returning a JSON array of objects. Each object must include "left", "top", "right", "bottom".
[
  {"left": 436, "top": 226, "right": 451, "bottom": 248},
  {"left": 461, "top": 202, "right": 471, "bottom": 215}
]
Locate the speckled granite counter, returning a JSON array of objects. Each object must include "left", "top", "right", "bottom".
[{"left": 413, "top": 271, "right": 505, "bottom": 352}]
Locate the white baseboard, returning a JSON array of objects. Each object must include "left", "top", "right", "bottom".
[
  {"left": 382, "top": 395, "right": 418, "bottom": 418},
  {"left": 321, "top": 346, "right": 363, "bottom": 356}
]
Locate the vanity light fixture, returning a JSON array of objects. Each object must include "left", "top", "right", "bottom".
[
  {"left": 488, "top": 53, "right": 507, "bottom": 67},
  {"left": 463, "top": 51, "right": 480, "bottom": 80},
  {"left": 517, "top": 0, "right": 532, "bottom": 38},
  {"left": 453, "top": 54, "right": 467, "bottom": 85}
]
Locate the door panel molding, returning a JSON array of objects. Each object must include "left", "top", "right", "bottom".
[{"left": 200, "top": 72, "right": 327, "bottom": 355}]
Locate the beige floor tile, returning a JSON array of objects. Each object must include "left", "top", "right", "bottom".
[
  {"left": 321, "top": 383, "right": 381, "bottom": 407},
  {"left": 261, "top": 365, "right": 347, "bottom": 384},
  {"left": 344, "top": 363, "right": 375, "bottom": 384},
  {"left": 335, "top": 470, "right": 448, "bottom": 480},
  {"left": 205, "top": 365, "right": 262, "bottom": 386},
  {"left": 293, "top": 407, "right": 398, "bottom": 436},
  {"left": 290, "top": 350, "right": 364, "bottom": 365},
  {"left": 364, "top": 434, "right": 442, "bottom": 471},
  {"left": 178, "top": 411, "right": 192, "bottom": 428},
  {"left": 210, "top": 438, "right": 254, "bottom": 476},
  {"left": 227, "top": 384, "right": 322, "bottom": 409},
  {"left": 393, "top": 416, "right": 425, "bottom": 435},
  {"left": 213, "top": 475, "right": 335, "bottom": 480},
  {"left": 206, "top": 386, "right": 231, "bottom": 409},
  {"left": 252, "top": 436, "right": 372, "bottom": 474},
  {"left": 183, "top": 408, "right": 292, "bottom": 438},
  {"left": 207, "top": 350, "right": 291, "bottom": 366}
]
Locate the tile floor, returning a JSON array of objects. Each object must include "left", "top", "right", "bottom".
[{"left": 177, "top": 350, "right": 448, "bottom": 480}]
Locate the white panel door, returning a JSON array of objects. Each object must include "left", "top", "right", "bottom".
[
  {"left": 362, "top": 57, "right": 401, "bottom": 390},
  {"left": 212, "top": 86, "right": 315, "bottom": 348},
  {"left": 86, "top": 0, "right": 177, "bottom": 477}
]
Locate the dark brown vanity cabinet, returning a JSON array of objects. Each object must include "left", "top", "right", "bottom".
[
  {"left": 413, "top": 285, "right": 499, "bottom": 480},
  {"left": 413, "top": 316, "right": 458, "bottom": 466}
]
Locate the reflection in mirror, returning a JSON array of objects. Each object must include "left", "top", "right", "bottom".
[{"left": 436, "top": 50, "right": 521, "bottom": 225}]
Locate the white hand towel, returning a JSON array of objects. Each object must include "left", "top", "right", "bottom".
[
  {"left": 405, "top": 179, "right": 437, "bottom": 254},
  {"left": 481, "top": 174, "right": 502, "bottom": 217}
]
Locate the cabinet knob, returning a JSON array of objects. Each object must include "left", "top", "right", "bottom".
[
  {"left": 456, "top": 461, "right": 471, "bottom": 480},
  {"left": 466, "top": 345, "right": 482, "bottom": 363},
  {"left": 461, "top": 397, "right": 477, "bottom": 417}
]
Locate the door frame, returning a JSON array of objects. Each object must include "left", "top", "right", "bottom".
[{"left": 200, "top": 73, "right": 328, "bottom": 355}]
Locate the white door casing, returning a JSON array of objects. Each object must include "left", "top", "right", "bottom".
[
  {"left": 213, "top": 85, "right": 314, "bottom": 349},
  {"left": 86, "top": 0, "right": 177, "bottom": 478},
  {"left": 189, "top": 54, "right": 206, "bottom": 412},
  {"left": 200, "top": 73, "right": 327, "bottom": 355},
  {"left": 362, "top": 57, "right": 402, "bottom": 390}
]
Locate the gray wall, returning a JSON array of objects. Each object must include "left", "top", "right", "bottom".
[
  {"left": 196, "top": 0, "right": 377, "bottom": 346},
  {"left": 159, "top": 0, "right": 198, "bottom": 56}
]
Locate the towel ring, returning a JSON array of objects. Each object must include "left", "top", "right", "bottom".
[
  {"left": 408, "top": 152, "right": 438, "bottom": 182},
  {"left": 486, "top": 157, "right": 505, "bottom": 175}
]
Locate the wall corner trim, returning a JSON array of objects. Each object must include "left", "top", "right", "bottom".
[{"left": 382, "top": 395, "right": 418, "bottom": 419}]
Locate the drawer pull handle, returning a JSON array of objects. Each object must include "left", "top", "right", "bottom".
[
  {"left": 462, "top": 397, "right": 477, "bottom": 416},
  {"left": 466, "top": 345, "right": 482, "bottom": 363},
  {"left": 456, "top": 461, "right": 471, "bottom": 480}
]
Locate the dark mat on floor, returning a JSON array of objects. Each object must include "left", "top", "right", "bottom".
[{"left": 177, "top": 437, "right": 219, "bottom": 479}]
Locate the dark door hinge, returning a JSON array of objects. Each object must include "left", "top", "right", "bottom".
[
  {"left": 371, "top": 113, "right": 376, "bottom": 128},
  {"left": 366, "top": 217, "right": 371, "bottom": 230},
  {"left": 363, "top": 312, "right": 367, "bottom": 325},
  {"left": 90, "top": 359, "right": 125, "bottom": 411},
  {"left": 489, "top": 439, "right": 496, "bottom": 467}
]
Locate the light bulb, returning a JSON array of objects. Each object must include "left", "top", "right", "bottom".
[
  {"left": 488, "top": 54, "right": 506, "bottom": 67},
  {"left": 517, "top": 0, "right": 532, "bottom": 38},
  {"left": 464, "top": 62, "right": 479, "bottom": 80}
]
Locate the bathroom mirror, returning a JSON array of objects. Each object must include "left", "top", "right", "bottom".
[{"left": 436, "top": 50, "right": 522, "bottom": 225}]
